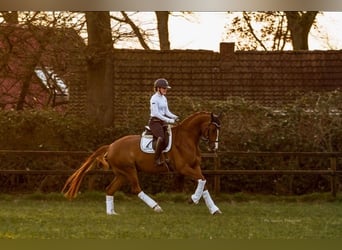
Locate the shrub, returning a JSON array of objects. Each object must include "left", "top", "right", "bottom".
[{"left": 1, "top": 90, "right": 342, "bottom": 194}]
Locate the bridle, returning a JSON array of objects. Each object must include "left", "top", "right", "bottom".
[{"left": 201, "top": 120, "right": 221, "bottom": 150}]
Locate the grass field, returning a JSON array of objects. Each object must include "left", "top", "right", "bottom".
[{"left": 0, "top": 191, "right": 341, "bottom": 239}]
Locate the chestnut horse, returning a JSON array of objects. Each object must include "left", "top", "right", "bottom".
[{"left": 62, "top": 111, "right": 222, "bottom": 215}]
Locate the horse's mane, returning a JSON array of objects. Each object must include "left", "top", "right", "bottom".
[{"left": 177, "top": 111, "right": 211, "bottom": 127}]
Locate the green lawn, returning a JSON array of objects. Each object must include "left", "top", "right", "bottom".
[{"left": 0, "top": 192, "right": 341, "bottom": 239}]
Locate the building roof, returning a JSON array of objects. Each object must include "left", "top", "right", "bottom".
[{"left": 0, "top": 24, "right": 85, "bottom": 110}]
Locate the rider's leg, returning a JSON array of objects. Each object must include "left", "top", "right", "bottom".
[
  {"left": 154, "top": 136, "right": 164, "bottom": 165},
  {"left": 148, "top": 120, "right": 166, "bottom": 166}
]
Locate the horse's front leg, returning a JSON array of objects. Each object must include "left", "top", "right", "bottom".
[
  {"left": 191, "top": 179, "right": 207, "bottom": 204},
  {"left": 180, "top": 164, "right": 222, "bottom": 215},
  {"left": 178, "top": 164, "right": 206, "bottom": 204},
  {"left": 191, "top": 179, "right": 221, "bottom": 215},
  {"left": 202, "top": 190, "right": 222, "bottom": 215}
]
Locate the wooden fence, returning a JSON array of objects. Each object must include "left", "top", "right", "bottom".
[{"left": 0, "top": 150, "right": 341, "bottom": 196}]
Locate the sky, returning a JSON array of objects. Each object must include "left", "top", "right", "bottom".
[
  {"left": 166, "top": 12, "right": 342, "bottom": 51},
  {"left": 169, "top": 12, "right": 227, "bottom": 51}
]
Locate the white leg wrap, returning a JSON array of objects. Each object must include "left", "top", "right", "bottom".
[
  {"left": 106, "top": 195, "right": 118, "bottom": 215},
  {"left": 191, "top": 179, "right": 206, "bottom": 204},
  {"left": 202, "top": 190, "right": 221, "bottom": 215},
  {"left": 138, "top": 191, "right": 163, "bottom": 212}
]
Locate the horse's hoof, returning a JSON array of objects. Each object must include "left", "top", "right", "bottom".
[
  {"left": 153, "top": 205, "right": 163, "bottom": 213},
  {"left": 107, "top": 212, "right": 119, "bottom": 216},
  {"left": 212, "top": 209, "right": 222, "bottom": 215},
  {"left": 188, "top": 197, "right": 194, "bottom": 204}
]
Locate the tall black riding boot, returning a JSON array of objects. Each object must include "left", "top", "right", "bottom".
[{"left": 154, "top": 137, "right": 164, "bottom": 166}]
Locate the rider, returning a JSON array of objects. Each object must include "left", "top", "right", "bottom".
[{"left": 149, "top": 78, "right": 178, "bottom": 166}]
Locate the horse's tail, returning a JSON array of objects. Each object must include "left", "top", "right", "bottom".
[{"left": 62, "top": 145, "right": 110, "bottom": 200}]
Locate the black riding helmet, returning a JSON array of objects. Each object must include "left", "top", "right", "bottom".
[{"left": 154, "top": 78, "right": 171, "bottom": 90}]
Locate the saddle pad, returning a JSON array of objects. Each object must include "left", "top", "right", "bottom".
[{"left": 140, "top": 131, "right": 172, "bottom": 154}]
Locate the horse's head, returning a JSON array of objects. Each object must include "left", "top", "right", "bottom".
[{"left": 201, "top": 112, "right": 222, "bottom": 152}]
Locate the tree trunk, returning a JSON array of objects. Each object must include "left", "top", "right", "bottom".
[
  {"left": 16, "top": 71, "right": 34, "bottom": 110},
  {"left": 17, "top": 26, "right": 46, "bottom": 110},
  {"left": 155, "top": 11, "right": 170, "bottom": 50},
  {"left": 85, "top": 11, "right": 114, "bottom": 127},
  {"left": 285, "top": 11, "right": 318, "bottom": 50}
]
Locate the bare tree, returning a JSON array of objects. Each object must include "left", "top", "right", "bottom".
[
  {"left": 110, "top": 11, "right": 174, "bottom": 50},
  {"left": 226, "top": 11, "right": 290, "bottom": 51},
  {"left": 116, "top": 11, "right": 151, "bottom": 50},
  {"left": 226, "top": 11, "right": 318, "bottom": 51}
]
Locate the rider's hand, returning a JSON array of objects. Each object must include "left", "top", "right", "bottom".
[{"left": 168, "top": 118, "right": 175, "bottom": 124}]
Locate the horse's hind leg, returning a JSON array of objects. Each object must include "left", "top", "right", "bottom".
[
  {"left": 125, "top": 167, "right": 163, "bottom": 213},
  {"left": 105, "top": 174, "right": 126, "bottom": 215},
  {"left": 137, "top": 191, "right": 163, "bottom": 212}
]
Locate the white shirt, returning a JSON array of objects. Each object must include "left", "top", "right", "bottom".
[{"left": 150, "top": 92, "right": 177, "bottom": 123}]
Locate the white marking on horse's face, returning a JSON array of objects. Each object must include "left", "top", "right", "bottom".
[{"left": 215, "top": 130, "right": 219, "bottom": 150}]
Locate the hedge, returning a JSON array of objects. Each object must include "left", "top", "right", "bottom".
[{"left": 0, "top": 90, "right": 342, "bottom": 194}]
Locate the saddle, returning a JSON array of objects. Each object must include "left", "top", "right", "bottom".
[{"left": 140, "top": 125, "right": 172, "bottom": 154}]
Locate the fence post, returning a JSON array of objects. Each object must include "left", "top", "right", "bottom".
[
  {"left": 330, "top": 157, "right": 337, "bottom": 197},
  {"left": 213, "top": 153, "right": 221, "bottom": 194}
]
